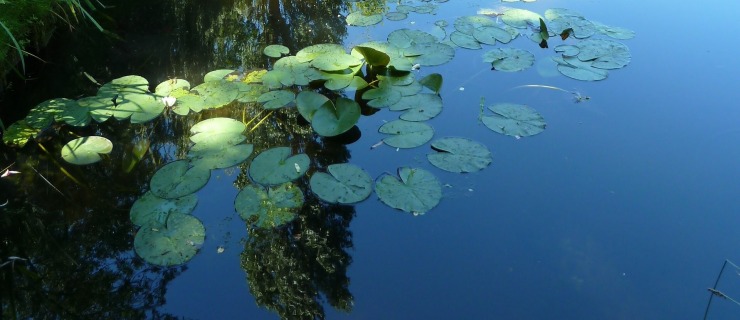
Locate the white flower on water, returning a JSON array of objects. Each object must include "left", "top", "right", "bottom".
[
  {"left": 294, "top": 163, "right": 301, "bottom": 173},
  {"left": 162, "top": 96, "right": 176, "bottom": 108}
]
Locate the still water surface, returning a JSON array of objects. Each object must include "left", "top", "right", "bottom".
[{"left": 2, "top": 0, "right": 740, "bottom": 319}]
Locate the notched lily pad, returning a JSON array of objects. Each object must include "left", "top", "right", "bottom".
[
  {"left": 346, "top": 12, "right": 383, "bottom": 26},
  {"left": 150, "top": 160, "right": 211, "bottom": 199},
  {"left": 427, "top": 137, "right": 492, "bottom": 173},
  {"left": 379, "top": 119, "right": 434, "bottom": 148},
  {"left": 310, "top": 163, "right": 373, "bottom": 204},
  {"left": 264, "top": 44, "right": 290, "bottom": 58},
  {"left": 235, "top": 183, "right": 304, "bottom": 228},
  {"left": 483, "top": 48, "right": 535, "bottom": 72},
  {"left": 130, "top": 191, "right": 198, "bottom": 227},
  {"left": 61, "top": 136, "right": 113, "bottom": 165},
  {"left": 482, "top": 103, "right": 546, "bottom": 137},
  {"left": 249, "top": 147, "right": 310, "bottom": 186},
  {"left": 134, "top": 214, "right": 205, "bottom": 266},
  {"left": 375, "top": 167, "right": 442, "bottom": 214}
]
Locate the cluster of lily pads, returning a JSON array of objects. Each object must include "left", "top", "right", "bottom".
[
  {"left": 1, "top": 5, "right": 635, "bottom": 266},
  {"left": 345, "top": 0, "right": 448, "bottom": 26}
]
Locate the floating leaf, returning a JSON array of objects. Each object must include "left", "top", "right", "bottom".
[
  {"left": 575, "top": 39, "right": 631, "bottom": 69},
  {"left": 296, "top": 91, "right": 330, "bottom": 121},
  {"left": 204, "top": 69, "right": 234, "bottom": 82},
  {"left": 454, "top": 15, "right": 497, "bottom": 35},
  {"left": 296, "top": 44, "right": 346, "bottom": 62},
  {"left": 353, "top": 46, "right": 391, "bottom": 67},
  {"left": 311, "top": 53, "right": 362, "bottom": 71},
  {"left": 115, "top": 93, "right": 165, "bottom": 123},
  {"left": 375, "top": 167, "right": 442, "bottom": 214},
  {"left": 312, "top": 97, "right": 361, "bottom": 137},
  {"left": 78, "top": 95, "right": 115, "bottom": 123},
  {"left": 154, "top": 79, "right": 191, "bottom": 96},
  {"left": 549, "top": 16, "right": 596, "bottom": 39},
  {"left": 427, "top": 137, "right": 492, "bottom": 173},
  {"left": 98, "top": 75, "right": 150, "bottom": 100},
  {"left": 189, "top": 143, "right": 253, "bottom": 170},
  {"left": 483, "top": 48, "right": 535, "bottom": 72},
  {"left": 150, "top": 160, "right": 211, "bottom": 199},
  {"left": 389, "top": 93, "right": 443, "bottom": 121},
  {"left": 130, "top": 191, "right": 198, "bottom": 227},
  {"left": 134, "top": 214, "right": 205, "bottom": 266},
  {"left": 249, "top": 147, "right": 309, "bottom": 186},
  {"left": 257, "top": 90, "right": 296, "bottom": 109},
  {"left": 263, "top": 44, "right": 290, "bottom": 58},
  {"left": 593, "top": 21, "right": 635, "bottom": 40},
  {"left": 388, "top": 29, "right": 438, "bottom": 49},
  {"left": 61, "top": 136, "right": 113, "bottom": 165},
  {"left": 473, "top": 26, "right": 513, "bottom": 45},
  {"left": 362, "top": 81, "right": 403, "bottom": 108},
  {"left": 190, "top": 80, "right": 239, "bottom": 109},
  {"left": 501, "top": 8, "right": 543, "bottom": 28},
  {"left": 552, "top": 56, "right": 608, "bottom": 81},
  {"left": 482, "top": 103, "right": 546, "bottom": 137},
  {"left": 346, "top": 12, "right": 383, "bottom": 26},
  {"left": 450, "top": 31, "right": 482, "bottom": 49},
  {"left": 379, "top": 119, "right": 434, "bottom": 148},
  {"left": 405, "top": 42, "right": 456, "bottom": 66},
  {"left": 235, "top": 183, "right": 304, "bottom": 228},
  {"left": 310, "top": 163, "right": 373, "bottom": 204},
  {"left": 2, "top": 120, "right": 38, "bottom": 147},
  {"left": 385, "top": 12, "right": 407, "bottom": 21}
]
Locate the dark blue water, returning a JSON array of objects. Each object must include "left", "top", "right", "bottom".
[{"left": 4, "top": 0, "right": 740, "bottom": 318}]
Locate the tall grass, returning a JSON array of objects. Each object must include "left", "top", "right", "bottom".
[{"left": 0, "top": 20, "right": 26, "bottom": 74}]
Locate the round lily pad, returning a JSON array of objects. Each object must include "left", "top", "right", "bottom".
[
  {"left": 501, "top": 8, "right": 543, "bottom": 28},
  {"left": 204, "top": 69, "right": 234, "bottom": 82},
  {"left": 235, "top": 183, "right": 304, "bottom": 228},
  {"left": 346, "top": 12, "right": 383, "bottom": 26},
  {"left": 130, "top": 191, "right": 198, "bottom": 227},
  {"left": 189, "top": 143, "right": 253, "bottom": 170},
  {"left": 155, "top": 79, "right": 191, "bottom": 96},
  {"left": 593, "top": 21, "right": 635, "bottom": 40},
  {"left": 264, "top": 44, "right": 290, "bottom": 58},
  {"left": 296, "top": 91, "right": 330, "bottom": 121},
  {"left": 473, "top": 26, "right": 513, "bottom": 45},
  {"left": 483, "top": 48, "right": 535, "bottom": 72},
  {"left": 257, "top": 90, "right": 296, "bottom": 109},
  {"left": 386, "top": 12, "right": 407, "bottom": 21},
  {"left": 575, "top": 39, "right": 631, "bottom": 69},
  {"left": 389, "top": 93, "right": 443, "bottom": 121},
  {"left": 379, "top": 119, "right": 434, "bottom": 148},
  {"left": 552, "top": 56, "right": 608, "bottom": 81},
  {"left": 310, "top": 163, "right": 373, "bottom": 204},
  {"left": 388, "top": 29, "right": 438, "bottom": 49},
  {"left": 115, "top": 93, "right": 165, "bottom": 123},
  {"left": 311, "top": 97, "right": 361, "bottom": 137},
  {"left": 454, "top": 15, "right": 497, "bottom": 35},
  {"left": 249, "top": 147, "right": 310, "bottom": 186},
  {"left": 2, "top": 120, "right": 37, "bottom": 147},
  {"left": 450, "top": 31, "right": 482, "bottom": 49},
  {"left": 375, "top": 167, "right": 442, "bottom": 214},
  {"left": 481, "top": 103, "right": 546, "bottom": 137},
  {"left": 134, "top": 213, "right": 205, "bottom": 266},
  {"left": 190, "top": 117, "right": 246, "bottom": 139},
  {"left": 311, "top": 53, "right": 362, "bottom": 71},
  {"left": 98, "top": 75, "right": 150, "bottom": 99},
  {"left": 427, "top": 137, "right": 492, "bottom": 173},
  {"left": 61, "top": 136, "right": 113, "bottom": 165},
  {"left": 406, "top": 42, "right": 456, "bottom": 66},
  {"left": 150, "top": 160, "right": 211, "bottom": 199},
  {"left": 78, "top": 95, "right": 115, "bottom": 123},
  {"left": 296, "top": 44, "right": 347, "bottom": 62}
]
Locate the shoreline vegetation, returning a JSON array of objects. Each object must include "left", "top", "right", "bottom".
[{"left": 0, "top": 0, "right": 104, "bottom": 81}]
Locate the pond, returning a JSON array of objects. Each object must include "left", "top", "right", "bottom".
[{"left": 2, "top": 0, "right": 740, "bottom": 319}]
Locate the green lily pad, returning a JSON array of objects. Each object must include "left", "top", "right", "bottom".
[
  {"left": 296, "top": 91, "right": 330, "bottom": 121},
  {"left": 155, "top": 79, "right": 191, "bottom": 96},
  {"left": 134, "top": 213, "right": 205, "bottom": 266},
  {"left": 544, "top": 8, "right": 584, "bottom": 20},
  {"left": 187, "top": 118, "right": 251, "bottom": 169},
  {"left": 249, "top": 147, "right": 310, "bottom": 186},
  {"left": 484, "top": 48, "right": 535, "bottom": 72},
  {"left": 405, "top": 42, "right": 456, "bottom": 66},
  {"left": 346, "top": 12, "right": 383, "bottom": 26},
  {"left": 454, "top": 15, "right": 497, "bottom": 35},
  {"left": 130, "top": 191, "right": 198, "bottom": 227},
  {"left": 190, "top": 80, "right": 239, "bottom": 109},
  {"left": 312, "top": 97, "right": 361, "bottom": 137},
  {"left": 189, "top": 143, "right": 253, "bottom": 170},
  {"left": 309, "top": 163, "right": 373, "bottom": 204},
  {"left": 170, "top": 93, "right": 204, "bottom": 116},
  {"left": 575, "top": 39, "right": 631, "bottom": 69},
  {"left": 150, "top": 160, "right": 211, "bottom": 199},
  {"left": 549, "top": 16, "right": 596, "bottom": 39},
  {"left": 389, "top": 93, "right": 443, "bottom": 121},
  {"left": 375, "top": 167, "right": 442, "bottom": 214},
  {"left": 2, "top": 120, "right": 38, "bottom": 147},
  {"left": 257, "top": 90, "right": 296, "bottom": 109},
  {"left": 450, "top": 31, "right": 482, "bottom": 49},
  {"left": 427, "top": 137, "right": 492, "bottom": 173},
  {"left": 46, "top": 98, "right": 90, "bottom": 127},
  {"left": 481, "top": 103, "right": 546, "bottom": 137},
  {"left": 552, "top": 56, "right": 608, "bottom": 81},
  {"left": 593, "top": 21, "right": 635, "bottom": 40},
  {"left": 473, "top": 26, "right": 514, "bottom": 44},
  {"left": 115, "top": 93, "right": 165, "bottom": 123},
  {"left": 352, "top": 41, "right": 414, "bottom": 71},
  {"left": 311, "top": 53, "right": 362, "bottom": 71},
  {"left": 388, "top": 29, "right": 438, "bottom": 49},
  {"left": 204, "top": 69, "right": 235, "bottom": 82},
  {"left": 362, "top": 81, "right": 403, "bottom": 109},
  {"left": 264, "top": 44, "right": 290, "bottom": 58},
  {"left": 296, "top": 44, "right": 346, "bottom": 62},
  {"left": 235, "top": 82, "right": 271, "bottom": 103},
  {"left": 264, "top": 56, "right": 322, "bottom": 87},
  {"left": 235, "top": 183, "right": 304, "bottom": 228},
  {"left": 385, "top": 12, "right": 407, "bottom": 21},
  {"left": 501, "top": 8, "right": 543, "bottom": 28},
  {"left": 78, "top": 95, "right": 116, "bottom": 123},
  {"left": 379, "top": 119, "right": 434, "bottom": 148},
  {"left": 61, "top": 136, "right": 113, "bottom": 165},
  {"left": 190, "top": 117, "right": 245, "bottom": 137},
  {"left": 98, "top": 75, "right": 150, "bottom": 100},
  {"left": 353, "top": 46, "right": 391, "bottom": 67}
]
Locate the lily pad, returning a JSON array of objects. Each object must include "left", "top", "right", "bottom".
[
  {"left": 235, "top": 183, "right": 304, "bottom": 228},
  {"left": 130, "top": 191, "right": 198, "bottom": 227},
  {"left": 296, "top": 44, "right": 346, "bottom": 62},
  {"left": 419, "top": 73, "right": 443, "bottom": 94},
  {"left": 427, "top": 137, "right": 492, "bottom": 173},
  {"left": 257, "top": 90, "right": 296, "bottom": 109},
  {"left": 450, "top": 31, "right": 482, "bottom": 49},
  {"left": 115, "top": 93, "right": 165, "bottom": 123},
  {"left": 311, "top": 97, "right": 361, "bottom": 137},
  {"left": 296, "top": 91, "right": 330, "bottom": 121},
  {"left": 483, "top": 48, "right": 535, "bottom": 72},
  {"left": 552, "top": 56, "right": 608, "bottom": 81},
  {"left": 388, "top": 29, "right": 438, "bottom": 49},
  {"left": 346, "top": 12, "right": 383, "bottom": 26},
  {"left": 204, "top": 69, "right": 234, "bottom": 82},
  {"left": 150, "top": 160, "right": 211, "bottom": 199},
  {"left": 575, "top": 39, "right": 631, "bottom": 69},
  {"left": 481, "top": 103, "right": 546, "bottom": 137},
  {"left": 264, "top": 44, "right": 290, "bottom": 58},
  {"left": 78, "top": 95, "right": 115, "bottom": 123},
  {"left": 1, "top": 120, "right": 37, "bottom": 147},
  {"left": 98, "top": 75, "right": 150, "bottom": 100},
  {"left": 61, "top": 136, "right": 113, "bottom": 165},
  {"left": 473, "top": 26, "right": 514, "bottom": 45},
  {"left": 189, "top": 143, "right": 253, "bottom": 170},
  {"left": 155, "top": 79, "right": 191, "bottom": 96},
  {"left": 249, "top": 147, "right": 310, "bottom": 186},
  {"left": 375, "top": 167, "right": 442, "bottom": 214},
  {"left": 134, "top": 214, "right": 205, "bottom": 266},
  {"left": 190, "top": 80, "right": 239, "bottom": 109},
  {"left": 501, "top": 8, "right": 543, "bottom": 28},
  {"left": 309, "top": 163, "right": 373, "bottom": 204},
  {"left": 311, "top": 53, "right": 362, "bottom": 71},
  {"left": 593, "top": 21, "right": 635, "bottom": 40},
  {"left": 454, "top": 15, "right": 497, "bottom": 35},
  {"left": 362, "top": 81, "right": 403, "bottom": 108},
  {"left": 190, "top": 117, "right": 245, "bottom": 138},
  {"left": 405, "top": 42, "right": 456, "bottom": 66},
  {"left": 385, "top": 12, "right": 407, "bottom": 21},
  {"left": 379, "top": 119, "right": 434, "bottom": 148},
  {"left": 353, "top": 46, "right": 391, "bottom": 67},
  {"left": 389, "top": 93, "right": 443, "bottom": 121}
]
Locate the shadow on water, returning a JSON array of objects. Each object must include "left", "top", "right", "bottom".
[{"left": 1, "top": 0, "right": 355, "bottom": 318}]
